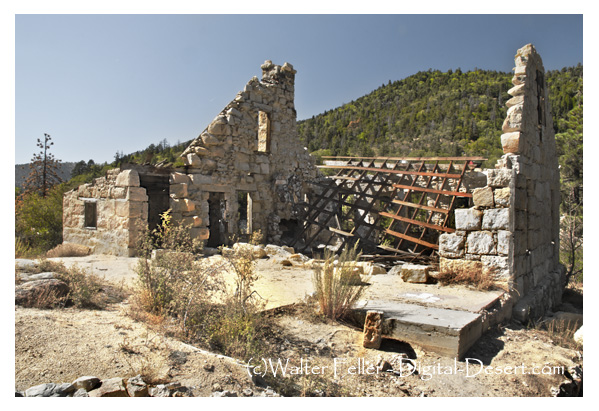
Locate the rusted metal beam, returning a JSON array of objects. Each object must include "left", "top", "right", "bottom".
[
  {"left": 294, "top": 156, "right": 484, "bottom": 255},
  {"left": 317, "top": 165, "right": 463, "bottom": 179},
  {"left": 383, "top": 228, "right": 440, "bottom": 250},
  {"left": 379, "top": 211, "right": 455, "bottom": 233},
  {"left": 392, "top": 184, "right": 473, "bottom": 198},
  {"left": 322, "top": 156, "right": 486, "bottom": 162},
  {"left": 390, "top": 199, "right": 449, "bottom": 214}
]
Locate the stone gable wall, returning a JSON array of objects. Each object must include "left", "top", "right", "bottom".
[
  {"left": 438, "top": 44, "right": 565, "bottom": 323},
  {"left": 174, "top": 60, "right": 318, "bottom": 244}
]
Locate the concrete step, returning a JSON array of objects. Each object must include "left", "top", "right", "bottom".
[{"left": 353, "top": 301, "right": 485, "bottom": 359}]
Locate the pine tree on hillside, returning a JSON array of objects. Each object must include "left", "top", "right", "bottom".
[{"left": 22, "top": 133, "right": 63, "bottom": 198}]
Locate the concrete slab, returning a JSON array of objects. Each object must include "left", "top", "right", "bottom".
[
  {"left": 29, "top": 254, "right": 507, "bottom": 358},
  {"left": 354, "top": 301, "right": 483, "bottom": 359},
  {"left": 362, "top": 274, "right": 504, "bottom": 313}
]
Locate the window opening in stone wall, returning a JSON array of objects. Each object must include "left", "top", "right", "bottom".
[
  {"left": 84, "top": 201, "right": 97, "bottom": 229},
  {"left": 536, "top": 70, "right": 545, "bottom": 142},
  {"left": 258, "top": 111, "right": 271, "bottom": 152},
  {"left": 237, "top": 191, "right": 253, "bottom": 235}
]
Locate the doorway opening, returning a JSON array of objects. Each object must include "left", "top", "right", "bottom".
[
  {"left": 138, "top": 173, "right": 170, "bottom": 232},
  {"left": 207, "top": 192, "right": 227, "bottom": 248}
]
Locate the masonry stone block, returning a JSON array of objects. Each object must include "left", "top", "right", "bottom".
[
  {"left": 170, "top": 183, "right": 188, "bottom": 199},
  {"left": 501, "top": 132, "right": 522, "bottom": 154},
  {"left": 171, "top": 198, "right": 195, "bottom": 213},
  {"left": 111, "top": 187, "right": 127, "bottom": 199},
  {"left": 115, "top": 169, "right": 140, "bottom": 187},
  {"left": 481, "top": 255, "right": 510, "bottom": 280},
  {"left": 191, "top": 227, "right": 210, "bottom": 241},
  {"left": 363, "top": 311, "right": 383, "bottom": 349},
  {"left": 507, "top": 83, "right": 525, "bottom": 96},
  {"left": 461, "top": 171, "right": 487, "bottom": 191},
  {"left": 186, "top": 153, "right": 202, "bottom": 168},
  {"left": 400, "top": 264, "right": 429, "bottom": 283},
  {"left": 497, "top": 230, "right": 511, "bottom": 255},
  {"left": 127, "top": 187, "right": 148, "bottom": 202},
  {"left": 193, "top": 146, "right": 211, "bottom": 156},
  {"left": 466, "top": 231, "right": 496, "bottom": 255},
  {"left": 482, "top": 208, "right": 510, "bottom": 230},
  {"left": 439, "top": 257, "right": 482, "bottom": 274},
  {"left": 487, "top": 169, "right": 512, "bottom": 187},
  {"left": 502, "top": 105, "right": 523, "bottom": 132},
  {"left": 182, "top": 216, "right": 202, "bottom": 228},
  {"left": 472, "top": 186, "right": 494, "bottom": 208},
  {"left": 201, "top": 133, "right": 228, "bottom": 147},
  {"left": 438, "top": 233, "right": 466, "bottom": 258},
  {"left": 513, "top": 188, "right": 527, "bottom": 211},
  {"left": 506, "top": 95, "right": 524, "bottom": 108},
  {"left": 128, "top": 202, "right": 147, "bottom": 219},
  {"left": 493, "top": 187, "right": 511, "bottom": 207},
  {"left": 170, "top": 172, "right": 191, "bottom": 185},
  {"left": 455, "top": 208, "right": 483, "bottom": 231}
]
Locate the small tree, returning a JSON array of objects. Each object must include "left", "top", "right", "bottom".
[
  {"left": 560, "top": 184, "right": 583, "bottom": 284},
  {"left": 22, "top": 133, "right": 63, "bottom": 198}
]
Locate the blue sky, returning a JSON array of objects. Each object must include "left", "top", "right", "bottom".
[{"left": 14, "top": 13, "right": 583, "bottom": 164}]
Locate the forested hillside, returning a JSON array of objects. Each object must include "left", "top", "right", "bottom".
[
  {"left": 81, "top": 66, "right": 582, "bottom": 174},
  {"left": 15, "top": 162, "right": 76, "bottom": 189},
  {"left": 297, "top": 65, "right": 583, "bottom": 169}
]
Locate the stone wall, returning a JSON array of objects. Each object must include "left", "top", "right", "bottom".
[
  {"left": 438, "top": 44, "right": 565, "bottom": 323},
  {"left": 175, "top": 60, "right": 318, "bottom": 244},
  {"left": 63, "top": 169, "right": 147, "bottom": 256},
  {"left": 62, "top": 61, "right": 318, "bottom": 254}
]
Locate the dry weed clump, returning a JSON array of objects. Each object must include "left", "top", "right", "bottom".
[
  {"left": 312, "top": 243, "right": 369, "bottom": 321},
  {"left": 16, "top": 260, "right": 114, "bottom": 309},
  {"left": 132, "top": 210, "right": 272, "bottom": 361},
  {"left": 436, "top": 266, "right": 501, "bottom": 291},
  {"left": 16, "top": 280, "right": 69, "bottom": 309},
  {"left": 534, "top": 318, "right": 583, "bottom": 351},
  {"left": 54, "top": 264, "right": 108, "bottom": 309},
  {"left": 46, "top": 243, "right": 91, "bottom": 258},
  {"left": 15, "top": 237, "right": 34, "bottom": 258}
]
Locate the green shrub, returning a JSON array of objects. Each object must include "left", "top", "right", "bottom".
[{"left": 15, "top": 184, "right": 67, "bottom": 254}]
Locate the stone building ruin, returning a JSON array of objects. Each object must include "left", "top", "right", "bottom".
[
  {"left": 63, "top": 60, "right": 318, "bottom": 255},
  {"left": 63, "top": 44, "right": 565, "bottom": 326}
]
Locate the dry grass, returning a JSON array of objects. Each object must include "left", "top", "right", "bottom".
[
  {"left": 534, "top": 318, "right": 583, "bottom": 351},
  {"left": 436, "top": 266, "right": 503, "bottom": 291},
  {"left": 16, "top": 259, "right": 122, "bottom": 309},
  {"left": 132, "top": 213, "right": 272, "bottom": 361},
  {"left": 55, "top": 264, "right": 110, "bottom": 309},
  {"left": 15, "top": 237, "right": 34, "bottom": 258},
  {"left": 312, "top": 243, "right": 369, "bottom": 321},
  {"left": 18, "top": 283, "right": 68, "bottom": 309},
  {"left": 46, "top": 242, "right": 91, "bottom": 258}
]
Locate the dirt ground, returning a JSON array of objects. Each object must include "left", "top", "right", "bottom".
[{"left": 14, "top": 255, "right": 583, "bottom": 397}]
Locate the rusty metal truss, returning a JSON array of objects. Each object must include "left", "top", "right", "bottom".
[{"left": 290, "top": 156, "right": 486, "bottom": 256}]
